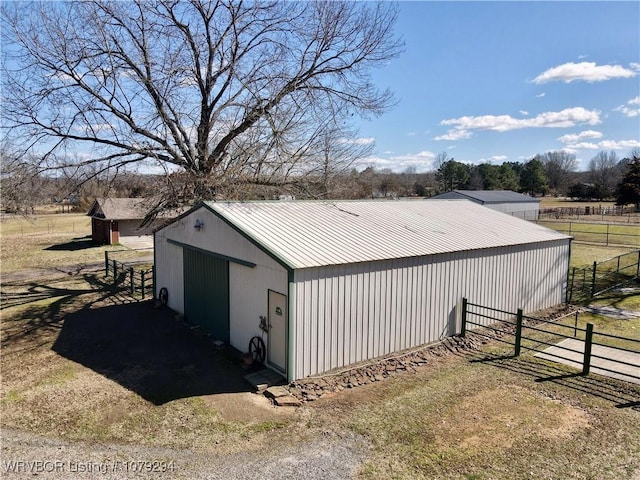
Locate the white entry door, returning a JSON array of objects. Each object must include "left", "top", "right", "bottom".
[{"left": 268, "top": 290, "right": 287, "bottom": 372}]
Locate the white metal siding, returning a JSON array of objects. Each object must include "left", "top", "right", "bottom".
[
  {"left": 229, "top": 262, "right": 288, "bottom": 357},
  {"left": 154, "top": 238, "right": 184, "bottom": 313},
  {"left": 485, "top": 202, "right": 539, "bottom": 220},
  {"left": 155, "top": 207, "right": 289, "bottom": 356},
  {"left": 290, "top": 239, "right": 570, "bottom": 379}
]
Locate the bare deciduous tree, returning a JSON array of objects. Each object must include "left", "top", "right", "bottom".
[
  {"left": 538, "top": 151, "right": 577, "bottom": 195},
  {"left": 588, "top": 150, "right": 620, "bottom": 199},
  {"left": 1, "top": 0, "right": 402, "bottom": 214}
]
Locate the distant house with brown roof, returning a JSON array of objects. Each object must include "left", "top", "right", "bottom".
[{"left": 87, "top": 198, "right": 164, "bottom": 245}]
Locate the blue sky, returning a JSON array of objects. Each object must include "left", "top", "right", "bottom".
[{"left": 354, "top": 1, "right": 640, "bottom": 173}]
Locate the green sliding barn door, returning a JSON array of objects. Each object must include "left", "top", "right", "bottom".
[{"left": 183, "top": 248, "right": 230, "bottom": 343}]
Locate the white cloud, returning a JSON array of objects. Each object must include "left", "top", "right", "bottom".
[
  {"left": 438, "top": 107, "right": 601, "bottom": 140},
  {"left": 478, "top": 155, "right": 508, "bottom": 163},
  {"left": 563, "top": 139, "right": 640, "bottom": 151},
  {"left": 356, "top": 150, "right": 436, "bottom": 172},
  {"left": 614, "top": 96, "right": 640, "bottom": 117},
  {"left": 519, "top": 110, "right": 529, "bottom": 116},
  {"left": 599, "top": 139, "right": 640, "bottom": 150},
  {"left": 557, "top": 130, "right": 603, "bottom": 143},
  {"left": 631, "top": 63, "right": 640, "bottom": 72},
  {"left": 533, "top": 61, "right": 637, "bottom": 84},
  {"left": 354, "top": 137, "right": 375, "bottom": 145},
  {"left": 565, "top": 142, "right": 600, "bottom": 150},
  {"left": 435, "top": 129, "right": 472, "bottom": 141},
  {"left": 536, "top": 92, "right": 546, "bottom": 98},
  {"left": 339, "top": 137, "right": 375, "bottom": 145}
]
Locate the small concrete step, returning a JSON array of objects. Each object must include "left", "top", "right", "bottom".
[{"left": 243, "top": 368, "right": 286, "bottom": 392}]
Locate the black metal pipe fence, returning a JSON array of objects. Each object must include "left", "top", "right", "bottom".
[
  {"left": 568, "top": 249, "right": 640, "bottom": 303},
  {"left": 461, "top": 298, "right": 640, "bottom": 384}
]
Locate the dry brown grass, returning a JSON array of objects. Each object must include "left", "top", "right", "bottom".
[
  {"left": 1, "top": 210, "right": 639, "bottom": 480},
  {"left": 0, "top": 275, "right": 299, "bottom": 453}
]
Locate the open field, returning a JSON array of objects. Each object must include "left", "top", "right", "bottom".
[
  {"left": 538, "top": 198, "right": 640, "bottom": 224},
  {"left": 0, "top": 213, "right": 90, "bottom": 236},
  {"left": 539, "top": 219, "right": 640, "bottom": 246},
  {"left": 1, "top": 213, "right": 639, "bottom": 479},
  {"left": 539, "top": 197, "right": 618, "bottom": 209},
  {"left": 0, "top": 213, "right": 149, "bottom": 274}
]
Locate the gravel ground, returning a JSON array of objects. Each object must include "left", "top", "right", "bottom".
[{"left": 1, "top": 428, "right": 369, "bottom": 480}]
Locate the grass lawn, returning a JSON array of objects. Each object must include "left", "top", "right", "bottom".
[
  {"left": 2, "top": 272, "right": 638, "bottom": 478},
  {"left": 0, "top": 213, "right": 145, "bottom": 273},
  {"left": 539, "top": 219, "right": 640, "bottom": 247},
  {"left": 321, "top": 353, "right": 640, "bottom": 480},
  {"left": 1, "top": 210, "right": 638, "bottom": 479},
  {"left": 539, "top": 197, "right": 618, "bottom": 209},
  {"left": 570, "top": 243, "right": 638, "bottom": 268}
]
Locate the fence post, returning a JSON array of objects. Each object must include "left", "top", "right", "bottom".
[
  {"left": 112, "top": 260, "right": 118, "bottom": 284},
  {"left": 104, "top": 251, "right": 109, "bottom": 276},
  {"left": 461, "top": 298, "right": 468, "bottom": 337},
  {"left": 573, "top": 311, "right": 578, "bottom": 338},
  {"left": 129, "top": 267, "right": 135, "bottom": 295},
  {"left": 141, "top": 271, "right": 146, "bottom": 299},
  {"left": 582, "top": 323, "right": 594, "bottom": 375},
  {"left": 568, "top": 267, "right": 576, "bottom": 303},
  {"left": 606, "top": 224, "right": 610, "bottom": 246},
  {"left": 514, "top": 308, "right": 523, "bottom": 357},
  {"left": 590, "top": 261, "right": 597, "bottom": 297},
  {"left": 637, "top": 250, "right": 640, "bottom": 278}
]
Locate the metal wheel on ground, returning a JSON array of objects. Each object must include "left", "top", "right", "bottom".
[{"left": 249, "top": 336, "right": 266, "bottom": 364}]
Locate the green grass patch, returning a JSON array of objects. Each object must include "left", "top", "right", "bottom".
[
  {"left": 1, "top": 389, "right": 24, "bottom": 405},
  {"left": 346, "top": 358, "right": 640, "bottom": 480},
  {"left": 539, "top": 198, "right": 618, "bottom": 209},
  {"left": 569, "top": 243, "right": 637, "bottom": 268},
  {"left": 39, "top": 364, "right": 79, "bottom": 387},
  {"left": 540, "top": 220, "right": 640, "bottom": 246}
]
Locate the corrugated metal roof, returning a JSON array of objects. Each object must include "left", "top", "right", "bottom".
[
  {"left": 430, "top": 190, "right": 540, "bottom": 204},
  {"left": 202, "top": 199, "right": 570, "bottom": 270}
]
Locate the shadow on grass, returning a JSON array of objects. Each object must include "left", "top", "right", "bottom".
[
  {"left": 2, "top": 273, "right": 254, "bottom": 405},
  {"left": 52, "top": 302, "right": 253, "bottom": 404},
  {"left": 464, "top": 344, "right": 640, "bottom": 410},
  {"left": 44, "top": 235, "right": 96, "bottom": 251}
]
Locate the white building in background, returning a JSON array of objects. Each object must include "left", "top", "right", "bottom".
[{"left": 429, "top": 190, "right": 540, "bottom": 220}]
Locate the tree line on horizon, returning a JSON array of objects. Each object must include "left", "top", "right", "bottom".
[
  {"left": 2, "top": 148, "right": 639, "bottom": 215},
  {"left": 428, "top": 149, "right": 639, "bottom": 201}
]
